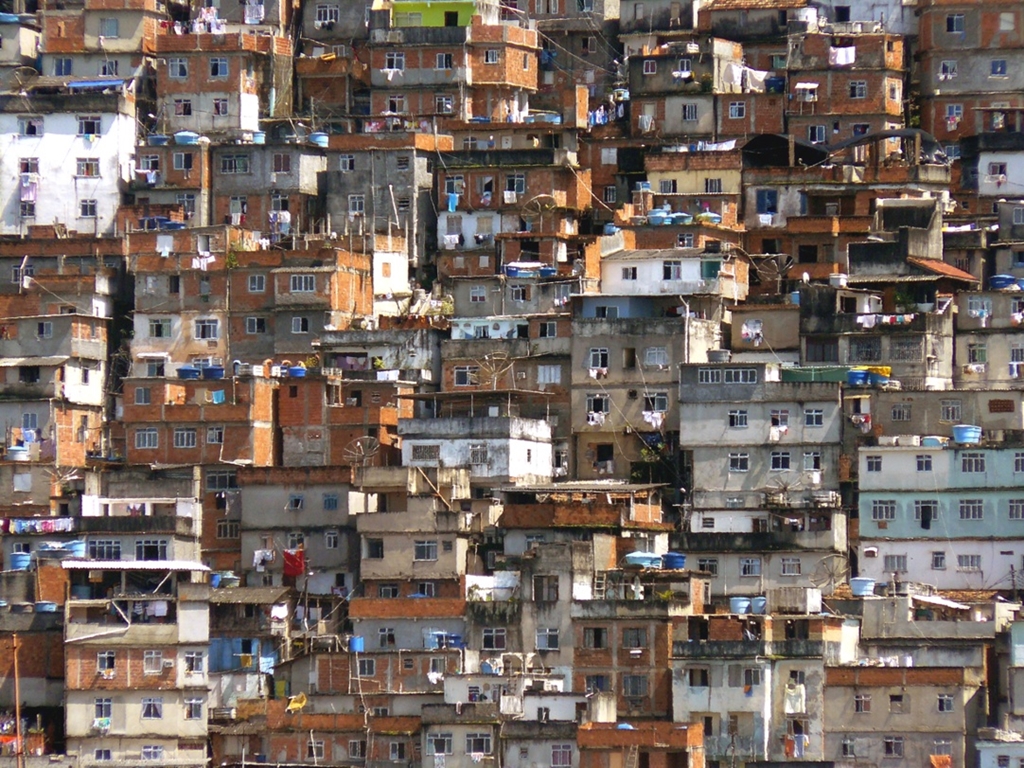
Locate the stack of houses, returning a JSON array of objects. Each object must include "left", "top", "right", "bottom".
[{"left": 5, "top": 0, "right": 1024, "bottom": 766}]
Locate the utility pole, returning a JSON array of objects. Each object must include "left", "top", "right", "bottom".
[{"left": 13, "top": 633, "right": 23, "bottom": 768}]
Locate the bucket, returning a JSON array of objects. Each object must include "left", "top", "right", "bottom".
[
  {"left": 850, "top": 577, "right": 875, "bottom": 597},
  {"left": 210, "top": 573, "right": 222, "bottom": 589},
  {"left": 8, "top": 553, "right": 31, "bottom": 571},
  {"left": 70, "top": 585, "right": 92, "bottom": 599},
  {"left": 751, "top": 596, "right": 767, "bottom": 614},
  {"left": 730, "top": 597, "right": 751, "bottom": 614},
  {"left": 790, "top": 291, "right": 801, "bottom": 305},
  {"left": 34, "top": 601, "right": 58, "bottom": 613},
  {"left": 65, "top": 540, "right": 86, "bottom": 558},
  {"left": 662, "top": 552, "right": 686, "bottom": 570},
  {"left": 349, "top": 636, "right": 365, "bottom": 653},
  {"left": 847, "top": 370, "right": 869, "bottom": 386},
  {"left": 952, "top": 425, "right": 982, "bottom": 444},
  {"left": 309, "top": 132, "right": 329, "bottom": 147}
]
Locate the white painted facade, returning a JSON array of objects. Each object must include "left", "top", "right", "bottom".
[
  {"left": 858, "top": 539, "right": 1021, "bottom": 590},
  {"left": 0, "top": 103, "right": 136, "bottom": 235},
  {"left": 978, "top": 151, "right": 1024, "bottom": 198}
]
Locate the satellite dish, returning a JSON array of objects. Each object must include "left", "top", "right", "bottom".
[
  {"left": 809, "top": 554, "right": 850, "bottom": 594},
  {"left": 343, "top": 436, "right": 380, "bottom": 468},
  {"left": 520, "top": 193, "right": 557, "bottom": 221}
]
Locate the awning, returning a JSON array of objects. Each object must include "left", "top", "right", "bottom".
[
  {"left": 912, "top": 594, "right": 969, "bottom": 611},
  {"left": 136, "top": 352, "right": 170, "bottom": 359},
  {"left": 0, "top": 355, "right": 69, "bottom": 367},
  {"left": 62, "top": 560, "right": 210, "bottom": 572},
  {"left": 795, "top": 82, "right": 819, "bottom": 89},
  {"left": 67, "top": 78, "right": 125, "bottom": 91}
]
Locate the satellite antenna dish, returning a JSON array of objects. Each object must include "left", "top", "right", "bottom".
[
  {"left": 809, "top": 553, "right": 850, "bottom": 594},
  {"left": 343, "top": 436, "right": 380, "bottom": 469},
  {"left": 475, "top": 353, "right": 517, "bottom": 390},
  {"left": 520, "top": 193, "right": 557, "bottom": 222}
]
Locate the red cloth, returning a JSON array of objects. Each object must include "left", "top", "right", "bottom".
[{"left": 282, "top": 549, "right": 305, "bottom": 577}]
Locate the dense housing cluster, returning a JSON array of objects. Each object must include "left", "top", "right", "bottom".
[{"left": 3, "top": 0, "right": 1024, "bottom": 766}]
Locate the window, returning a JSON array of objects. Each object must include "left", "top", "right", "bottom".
[
  {"left": 781, "top": 557, "right": 802, "bottom": 576},
  {"left": 173, "top": 98, "right": 193, "bottom": 117},
  {"left": 506, "top": 173, "right": 526, "bottom": 195},
  {"left": 94, "top": 697, "right": 112, "bottom": 718},
  {"left": 584, "top": 627, "right": 608, "bottom": 648},
  {"left": 142, "top": 697, "right": 163, "bottom": 719},
  {"left": 771, "top": 451, "right": 791, "bottom": 471},
  {"left": 36, "top": 321, "right": 52, "bottom": 339},
  {"left": 643, "top": 59, "right": 656, "bottom": 75},
  {"left": 757, "top": 189, "right": 779, "bottom": 214},
  {"left": 804, "top": 452, "right": 822, "bottom": 471},
  {"left": 454, "top": 365, "right": 478, "bottom": 386},
  {"left": 135, "top": 428, "right": 158, "bottom": 449},
  {"left": 148, "top": 318, "right": 171, "bottom": 338},
  {"left": 552, "top": 745, "right": 572, "bottom": 768},
  {"left": 183, "top": 653, "right": 203, "bottom": 676},
  {"left": 588, "top": 347, "right": 610, "bottom": 368},
  {"left": 184, "top": 698, "right": 203, "bottom": 720},
  {"left": 705, "top": 178, "right": 723, "bottom": 194},
  {"left": 427, "top": 735, "right": 452, "bottom": 756},
  {"left": 728, "top": 102, "right": 745, "bottom": 119},
  {"left": 848, "top": 80, "right": 867, "bottom": 98},
  {"left": 915, "top": 500, "right": 938, "bottom": 522},
  {"left": 358, "top": 658, "right": 375, "bottom": 677},
  {"left": 165, "top": 58, "right": 189, "bottom": 80},
  {"left": 194, "top": 319, "right": 219, "bottom": 340},
  {"left": 991, "top": 59, "right": 1008, "bottom": 77},
  {"left": 205, "top": 426, "right": 224, "bottom": 445},
  {"left": 804, "top": 409, "right": 824, "bottom": 427},
  {"left": 622, "top": 628, "right": 648, "bottom": 648},
  {"left": 946, "top": 12, "right": 964, "bottom": 31},
  {"left": 18, "top": 116, "right": 42, "bottom": 136},
  {"left": 414, "top": 540, "right": 438, "bottom": 561},
  {"left": 290, "top": 274, "right": 316, "bottom": 293},
  {"left": 645, "top": 346, "right": 669, "bottom": 367},
  {"left": 891, "top": 403, "right": 911, "bottom": 422},
  {"left": 770, "top": 409, "right": 789, "bottom": 428},
  {"left": 216, "top": 519, "right": 239, "bottom": 539},
  {"left": 484, "top": 49, "right": 499, "bottom": 64},
  {"left": 740, "top": 557, "right": 761, "bottom": 576},
  {"left": 350, "top": 741, "right": 369, "bottom": 759},
  {"left": 291, "top": 317, "right": 310, "bottom": 334},
  {"left": 245, "top": 317, "right": 267, "bottom": 335},
  {"left": 207, "top": 471, "right": 237, "bottom": 491},
  {"left": 933, "top": 740, "right": 952, "bottom": 756},
  {"left": 624, "top": 674, "right": 650, "bottom": 696},
  {"left": 841, "top": 738, "right": 856, "bottom": 758},
  {"left": 659, "top": 179, "right": 677, "bottom": 194},
  {"left": 435, "top": 52, "right": 453, "bottom": 70},
  {"left": 536, "top": 627, "right": 559, "bottom": 650},
  {"left": 95, "top": 751, "right": 111, "bottom": 762},
  {"left": 884, "top": 737, "right": 904, "bottom": 758},
  {"left": 854, "top": 694, "right": 871, "bottom": 713},
  {"left": 79, "top": 199, "right": 98, "bottom": 218},
  {"left": 941, "top": 399, "right": 962, "bottom": 422},
  {"left": 465, "top": 734, "right": 492, "bottom": 755},
  {"left": 97, "top": 651, "right": 115, "bottom": 671},
  {"left": 385, "top": 52, "right": 405, "bottom": 70},
  {"left": 697, "top": 557, "right": 718, "bottom": 575},
  {"left": 207, "top": 57, "right": 230, "bottom": 79},
  {"left": 88, "top": 540, "right": 121, "bottom": 559},
  {"left": 348, "top": 194, "right": 365, "bottom": 215},
  {"left": 643, "top": 393, "right": 668, "bottom": 412},
  {"left": 939, "top": 59, "right": 958, "bottom": 79},
  {"left": 932, "top": 551, "right": 946, "bottom": 569},
  {"left": 247, "top": 274, "right": 266, "bottom": 294},
  {"left": 137, "top": 540, "right": 167, "bottom": 561},
  {"left": 19, "top": 202, "right": 35, "bottom": 218},
  {"left": 483, "top": 628, "right": 507, "bottom": 650},
  {"left": 510, "top": 284, "right": 529, "bottom": 303},
  {"left": 729, "top": 453, "right": 750, "bottom": 472},
  {"left": 808, "top": 124, "right": 826, "bottom": 144},
  {"left": 957, "top": 554, "right": 982, "bottom": 571},
  {"left": 682, "top": 103, "right": 698, "bottom": 121},
  {"left": 687, "top": 668, "right": 708, "bottom": 687},
  {"left": 662, "top": 260, "right": 683, "bottom": 280},
  {"left": 220, "top": 154, "right": 250, "bottom": 174},
  {"left": 142, "top": 747, "right": 164, "bottom": 761},
  {"left": 866, "top": 455, "right": 882, "bottom": 472},
  {"left": 937, "top": 693, "right": 954, "bottom": 712},
  {"left": 435, "top": 95, "right": 454, "bottom": 114},
  {"left": 962, "top": 453, "right": 986, "bottom": 473},
  {"left": 76, "top": 158, "right": 100, "bottom": 177},
  {"left": 884, "top": 554, "right": 908, "bottom": 572},
  {"left": 729, "top": 410, "right": 748, "bottom": 428},
  {"left": 872, "top": 501, "right": 896, "bottom": 521},
  {"left": 173, "top": 428, "right": 197, "bottom": 449}
]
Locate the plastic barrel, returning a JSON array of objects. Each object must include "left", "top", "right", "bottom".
[
  {"left": 751, "top": 596, "right": 768, "bottom": 614},
  {"left": 850, "top": 577, "right": 875, "bottom": 597},
  {"left": 729, "top": 597, "right": 752, "bottom": 614},
  {"left": 847, "top": 370, "right": 869, "bottom": 386},
  {"left": 952, "top": 425, "right": 982, "bottom": 444},
  {"left": 662, "top": 552, "right": 686, "bottom": 570},
  {"left": 9, "top": 553, "right": 31, "bottom": 571},
  {"left": 349, "top": 636, "right": 365, "bottom": 652},
  {"left": 990, "top": 274, "right": 1017, "bottom": 290},
  {"left": 202, "top": 366, "right": 225, "bottom": 380}
]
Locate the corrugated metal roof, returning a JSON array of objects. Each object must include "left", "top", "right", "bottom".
[
  {"left": 0, "top": 356, "right": 69, "bottom": 367},
  {"left": 62, "top": 559, "right": 209, "bottom": 571}
]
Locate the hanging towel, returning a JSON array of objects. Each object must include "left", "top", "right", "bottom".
[
  {"left": 829, "top": 46, "right": 856, "bottom": 66},
  {"left": 745, "top": 68, "right": 769, "bottom": 92},
  {"left": 282, "top": 548, "right": 305, "bottom": 577},
  {"left": 447, "top": 192, "right": 459, "bottom": 212},
  {"left": 211, "top": 390, "right": 226, "bottom": 404}
]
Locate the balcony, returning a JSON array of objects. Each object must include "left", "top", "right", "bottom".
[
  {"left": 673, "top": 640, "right": 767, "bottom": 658},
  {"left": 673, "top": 529, "right": 843, "bottom": 552}
]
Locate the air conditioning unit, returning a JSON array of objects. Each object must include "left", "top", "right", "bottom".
[{"left": 163, "top": 659, "right": 175, "bottom": 668}]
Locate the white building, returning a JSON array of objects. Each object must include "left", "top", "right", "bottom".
[{"left": 0, "top": 77, "right": 137, "bottom": 235}]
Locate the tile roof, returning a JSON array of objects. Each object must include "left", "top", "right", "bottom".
[
  {"left": 703, "top": 0, "right": 808, "bottom": 10},
  {"left": 907, "top": 257, "right": 979, "bottom": 282}
]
